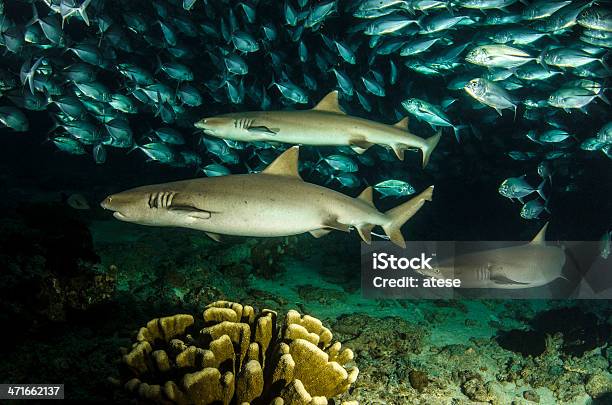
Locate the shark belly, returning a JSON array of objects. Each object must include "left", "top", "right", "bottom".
[
  {"left": 244, "top": 111, "right": 419, "bottom": 150},
  {"left": 246, "top": 111, "right": 369, "bottom": 147},
  {"left": 449, "top": 245, "right": 566, "bottom": 289},
  {"left": 177, "top": 174, "right": 383, "bottom": 237}
]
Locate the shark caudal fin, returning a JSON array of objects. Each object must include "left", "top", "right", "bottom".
[
  {"left": 422, "top": 130, "right": 442, "bottom": 168},
  {"left": 395, "top": 130, "right": 442, "bottom": 167},
  {"left": 390, "top": 117, "right": 441, "bottom": 167},
  {"left": 382, "top": 186, "right": 434, "bottom": 248}
]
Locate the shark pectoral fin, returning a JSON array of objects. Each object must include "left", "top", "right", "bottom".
[
  {"left": 312, "top": 90, "right": 344, "bottom": 114},
  {"left": 393, "top": 116, "right": 410, "bottom": 129},
  {"left": 323, "top": 219, "right": 351, "bottom": 233},
  {"left": 309, "top": 228, "right": 332, "bottom": 238},
  {"left": 169, "top": 206, "right": 213, "bottom": 219},
  {"left": 247, "top": 126, "right": 279, "bottom": 135},
  {"left": 357, "top": 223, "right": 375, "bottom": 244},
  {"left": 349, "top": 139, "right": 373, "bottom": 154},
  {"left": 262, "top": 146, "right": 302, "bottom": 179},
  {"left": 491, "top": 275, "right": 530, "bottom": 286},
  {"left": 350, "top": 146, "right": 368, "bottom": 154},
  {"left": 205, "top": 232, "right": 222, "bottom": 242},
  {"left": 188, "top": 212, "right": 212, "bottom": 219}
]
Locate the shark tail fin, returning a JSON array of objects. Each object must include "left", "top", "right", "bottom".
[
  {"left": 382, "top": 186, "right": 434, "bottom": 248},
  {"left": 422, "top": 130, "right": 442, "bottom": 168}
]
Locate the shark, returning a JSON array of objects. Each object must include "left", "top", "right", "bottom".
[
  {"left": 194, "top": 91, "right": 442, "bottom": 168},
  {"left": 416, "top": 223, "right": 567, "bottom": 289},
  {"left": 100, "top": 147, "right": 434, "bottom": 247}
]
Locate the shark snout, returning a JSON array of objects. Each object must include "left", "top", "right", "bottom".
[
  {"left": 100, "top": 196, "right": 128, "bottom": 220},
  {"left": 194, "top": 119, "right": 207, "bottom": 129},
  {"left": 100, "top": 195, "right": 118, "bottom": 211},
  {"left": 194, "top": 119, "right": 217, "bottom": 137},
  {"left": 100, "top": 196, "right": 115, "bottom": 210}
]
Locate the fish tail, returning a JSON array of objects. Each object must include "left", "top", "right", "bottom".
[
  {"left": 415, "top": 15, "right": 425, "bottom": 29},
  {"left": 453, "top": 124, "right": 469, "bottom": 143},
  {"left": 267, "top": 75, "right": 278, "bottom": 90},
  {"left": 79, "top": 0, "right": 92, "bottom": 26},
  {"left": 599, "top": 54, "right": 610, "bottom": 73},
  {"left": 537, "top": 50, "right": 548, "bottom": 70},
  {"left": 382, "top": 186, "right": 434, "bottom": 248},
  {"left": 28, "top": 3, "right": 39, "bottom": 26},
  {"left": 422, "top": 130, "right": 442, "bottom": 167},
  {"left": 536, "top": 179, "right": 547, "bottom": 202},
  {"left": 544, "top": 198, "right": 551, "bottom": 214},
  {"left": 597, "top": 86, "right": 610, "bottom": 105}
]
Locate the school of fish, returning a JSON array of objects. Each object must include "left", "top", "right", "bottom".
[{"left": 0, "top": 0, "right": 610, "bottom": 229}]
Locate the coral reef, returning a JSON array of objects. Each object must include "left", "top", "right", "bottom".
[
  {"left": 3, "top": 207, "right": 609, "bottom": 404},
  {"left": 324, "top": 305, "right": 612, "bottom": 404},
  {"left": 497, "top": 307, "right": 611, "bottom": 357},
  {"left": 116, "top": 301, "right": 359, "bottom": 404}
]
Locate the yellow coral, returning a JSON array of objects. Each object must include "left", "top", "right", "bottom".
[{"left": 117, "top": 300, "right": 358, "bottom": 404}]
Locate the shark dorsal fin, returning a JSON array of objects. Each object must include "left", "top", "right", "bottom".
[
  {"left": 312, "top": 91, "right": 344, "bottom": 114},
  {"left": 357, "top": 186, "right": 374, "bottom": 207},
  {"left": 394, "top": 116, "right": 410, "bottom": 130},
  {"left": 530, "top": 222, "right": 549, "bottom": 245},
  {"left": 262, "top": 146, "right": 302, "bottom": 179}
]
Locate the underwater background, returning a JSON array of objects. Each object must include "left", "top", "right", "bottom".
[{"left": 1, "top": 0, "right": 612, "bottom": 403}]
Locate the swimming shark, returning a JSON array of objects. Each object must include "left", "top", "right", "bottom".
[
  {"left": 416, "top": 223, "right": 566, "bottom": 289},
  {"left": 100, "top": 147, "right": 434, "bottom": 247},
  {"left": 194, "top": 91, "right": 442, "bottom": 168}
]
